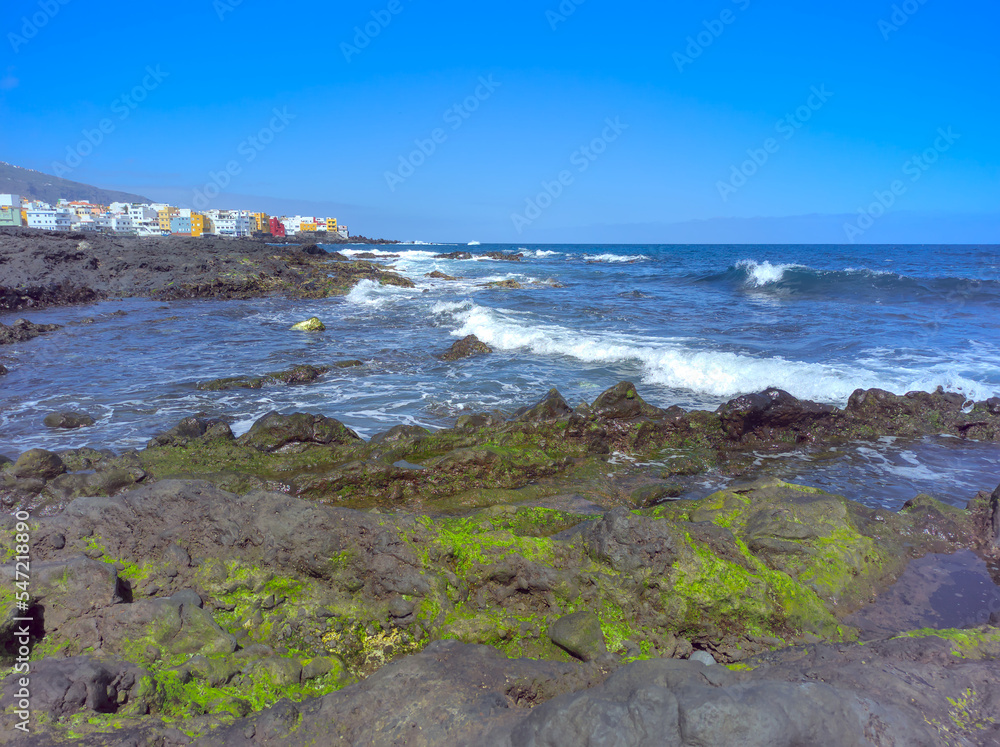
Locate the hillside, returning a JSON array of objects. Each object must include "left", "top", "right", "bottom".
[{"left": 0, "top": 161, "right": 151, "bottom": 205}]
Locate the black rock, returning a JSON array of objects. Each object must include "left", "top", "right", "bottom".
[
  {"left": 516, "top": 388, "right": 573, "bottom": 423},
  {"left": 718, "top": 388, "right": 835, "bottom": 439},
  {"left": 236, "top": 411, "right": 362, "bottom": 452},
  {"left": 439, "top": 335, "right": 493, "bottom": 362},
  {"left": 43, "top": 411, "right": 95, "bottom": 429}
]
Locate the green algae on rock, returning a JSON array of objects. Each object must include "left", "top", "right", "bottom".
[{"left": 290, "top": 316, "right": 325, "bottom": 332}]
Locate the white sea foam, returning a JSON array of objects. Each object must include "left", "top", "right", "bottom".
[
  {"left": 584, "top": 253, "right": 650, "bottom": 263},
  {"left": 736, "top": 259, "right": 802, "bottom": 287},
  {"left": 345, "top": 279, "right": 417, "bottom": 308},
  {"left": 438, "top": 302, "right": 995, "bottom": 404}
]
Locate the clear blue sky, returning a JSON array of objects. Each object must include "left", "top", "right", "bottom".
[{"left": 2, "top": 0, "right": 998, "bottom": 242}]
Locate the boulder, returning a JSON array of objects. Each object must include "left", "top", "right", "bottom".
[
  {"left": 484, "top": 279, "right": 523, "bottom": 290},
  {"left": 516, "top": 389, "right": 573, "bottom": 423},
  {"left": 147, "top": 416, "right": 235, "bottom": 448},
  {"left": 237, "top": 411, "right": 362, "bottom": 452},
  {"left": 0, "top": 364, "right": 7, "bottom": 375},
  {"left": 43, "top": 411, "right": 96, "bottom": 429},
  {"left": 548, "top": 612, "right": 607, "bottom": 662},
  {"left": 290, "top": 317, "right": 325, "bottom": 332},
  {"left": 426, "top": 271, "right": 461, "bottom": 281},
  {"left": 439, "top": 335, "right": 493, "bottom": 362},
  {"left": 591, "top": 381, "right": 665, "bottom": 420},
  {"left": 718, "top": 388, "right": 835, "bottom": 439},
  {"left": 434, "top": 251, "right": 472, "bottom": 260},
  {"left": 11, "top": 449, "right": 66, "bottom": 480}
]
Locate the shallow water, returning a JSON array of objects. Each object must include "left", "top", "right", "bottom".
[
  {"left": 845, "top": 551, "right": 1000, "bottom": 637},
  {"left": 1, "top": 243, "right": 998, "bottom": 510}
]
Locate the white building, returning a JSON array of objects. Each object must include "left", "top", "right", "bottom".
[
  {"left": 77, "top": 213, "right": 114, "bottom": 232},
  {"left": 205, "top": 209, "right": 252, "bottom": 237},
  {"left": 111, "top": 214, "right": 135, "bottom": 234},
  {"left": 0, "top": 194, "right": 22, "bottom": 209},
  {"left": 128, "top": 205, "right": 158, "bottom": 222},
  {"left": 25, "top": 208, "right": 77, "bottom": 231},
  {"left": 26, "top": 209, "right": 57, "bottom": 230}
]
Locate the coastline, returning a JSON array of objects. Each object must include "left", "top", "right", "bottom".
[{"left": 2, "top": 231, "right": 1000, "bottom": 744}]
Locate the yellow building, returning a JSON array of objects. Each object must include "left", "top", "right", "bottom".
[
  {"left": 191, "top": 214, "right": 205, "bottom": 237},
  {"left": 326, "top": 218, "right": 338, "bottom": 232},
  {"left": 158, "top": 207, "right": 179, "bottom": 232},
  {"left": 251, "top": 212, "right": 270, "bottom": 234},
  {"left": 300, "top": 221, "right": 318, "bottom": 233}
]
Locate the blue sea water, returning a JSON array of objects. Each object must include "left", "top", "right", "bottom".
[{"left": 2, "top": 243, "right": 999, "bottom": 508}]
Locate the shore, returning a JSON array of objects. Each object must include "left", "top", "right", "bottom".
[
  {"left": 2, "top": 232, "right": 1000, "bottom": 745},
  {"left": 0, "top": 227, "right": 406, "bottom": 312}
]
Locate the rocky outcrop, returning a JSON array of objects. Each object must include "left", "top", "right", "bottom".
[
  {"left": 0, "top": 318, "right": 61, "bottom": 345},
  {"left": 439, "top": 334, "right": 493, "bottom": 361},
  {"left": 198, "top": 364, "right": 331, "bottom": 391},
  {"left": 0, "top": 228, "right": 415, "bottom": 311},
  {"left": 236, "top": 411, "right": 362, "bottom": 452},
  {"left": 42, "top": 412, "right": 95, "bottom": 430}
]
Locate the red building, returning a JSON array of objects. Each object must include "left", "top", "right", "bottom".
[{"left": 269, "top": 217, "right": 286, "bottom": 237}]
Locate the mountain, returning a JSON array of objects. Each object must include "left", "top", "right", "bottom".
[{"left": 0, "top": 161, "right": 152, "bottom": 205}]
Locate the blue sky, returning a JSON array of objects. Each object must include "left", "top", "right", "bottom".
[{"left": 2, "top": 0, "right": 998, "bottom": 242}]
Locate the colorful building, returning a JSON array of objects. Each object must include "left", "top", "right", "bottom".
[
  {"left": 0, "top": 206, "right": 23, "bottom": 226},
  {"left": 251, "top": 212, "right": 270, "bottom": 234},
  {"left": 300, "top": 221, "right": 318, "bottom": 232},
  {"left": 269, "top": 217, "right": 286, "bottom": 237},
  {"left": 158, "top": 207, "right": 179, "bottom": 233},
  {"left": 326, "top": 218, "right": 338, "bottom": 233},
  {"left": 191, "top": 214, "right": 205, "bottom": 237},
  {"left": 170, "top": 215, "right": 192, "bottom": 235}
]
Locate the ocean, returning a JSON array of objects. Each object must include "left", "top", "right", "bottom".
[{"left": 2, "top": 243, "right": 999, "bottom": 509}]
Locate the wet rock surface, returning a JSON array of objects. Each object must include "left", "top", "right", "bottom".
[
  {"left": 42, "top": 412, "right": 96, "bottom": 430},
  {"left": 2, "top": 382, "right": 1000, "bottom": 744},
  {"left": 439, "top": 334, "right": 493, "bottom": 361},
  {"left": 0, "top": 318, "right": 62, "bottom": 344}
]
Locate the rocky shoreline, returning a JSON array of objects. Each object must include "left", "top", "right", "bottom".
[
  {"left": 2, "top": 379, "right": 1000, "bottom": 745},
  {"left": 2, "top": 231, "right": 1000, "bottom": 745},
  {"left": 0, "top": 228, "right": 410, "bottom": 312}
]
